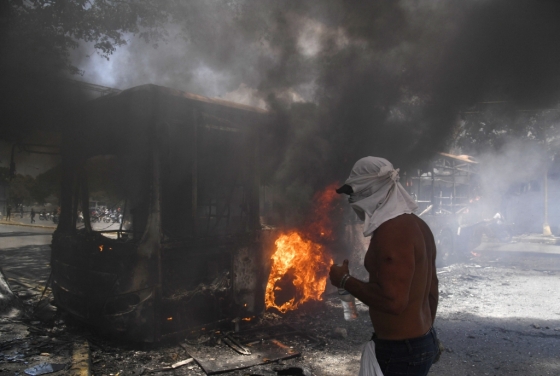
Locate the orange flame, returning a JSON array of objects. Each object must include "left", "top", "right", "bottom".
[
  {"left": 265, "top": 183, "right": 339, "bottom": 313},
  {"left": 304, "top": 183, "right": 339, "bottom": 242}
]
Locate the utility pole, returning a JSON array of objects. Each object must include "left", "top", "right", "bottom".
[{"left": 543, "top": 169, "right": 552, "bottom": 236}]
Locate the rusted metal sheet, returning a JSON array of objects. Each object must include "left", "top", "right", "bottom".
[
  {"left": 183, "top": 325, "right": 314, "bottom": 374},
  {"left": 188, "top": 340, "right": 299, "bottom": 375}
]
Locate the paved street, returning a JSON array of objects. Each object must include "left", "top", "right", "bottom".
[
  {"left": 0, "top": 224, "right": 54, "bottom": 291},
  {"left": 431, "top": 240, "right": 560, "bottom": 376}
]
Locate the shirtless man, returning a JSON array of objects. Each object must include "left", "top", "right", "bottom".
[{"left": 330, "top": 157, "right": 439, "bottom": 376}]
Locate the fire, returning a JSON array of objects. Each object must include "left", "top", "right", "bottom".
[
  {"left": 265, "top": 183, "right": 339, "bottom": 313},
  {"left": 305, "top": 183, "right": 340, "bottom": 243},
  {"left": 265, "top": 232, "right": 332, "bottom": 312}
]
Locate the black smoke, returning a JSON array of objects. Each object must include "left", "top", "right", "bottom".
[{"left": 14, "top": 0, "right": 560, "bottom": 225}]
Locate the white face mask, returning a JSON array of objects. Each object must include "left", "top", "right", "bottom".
[
  {"left": 348, "top": 188, "right": 371, "bottom": 221},
  {"left": 342, "top": 157, "right": 418, "bottom": 236},
  {"left": 352, "top": 206, "right": 366, "bottom": 221},
  {"left": 348, "top": 187, "right": 373, "bottom": 204},
  {"left": 349, "top": 184, "right": 395, "bottom": 222}
]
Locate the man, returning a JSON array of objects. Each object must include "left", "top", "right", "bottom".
[
  {"left": 30, "top": 208, "right": 35, "bottom": 223},
  {"left": 329, "top": 157, "right": 439, "bottom": 376},
  {"left": 6, "top": 205, "right": 11, "bottom": 221}
]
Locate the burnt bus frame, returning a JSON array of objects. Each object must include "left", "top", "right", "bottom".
[
  {"left": 51, "top": 85, "right": 275, "bottom": 342},
  {"left": 407, "top": 153, "right": 480, "bottom": 263}
]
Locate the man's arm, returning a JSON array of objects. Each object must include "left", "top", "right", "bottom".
[{"left": 335, "top": 230, "right": 416, "bottom": 315}]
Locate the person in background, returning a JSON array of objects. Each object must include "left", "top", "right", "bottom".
[
  {"left": 330, "top": 156, "right": 440, "bottom": 376},
  {"left": 6, "top": 205, "right": 11, "bottom": 221},
  {"left": 20, "top": 205, "right": 24, "bottom": 218},
  {"left": 30, "top": 208, "right": 36, "bottom": 223}
]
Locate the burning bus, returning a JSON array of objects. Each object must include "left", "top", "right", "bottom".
[{"left": 51, "top": 84, "right": 276, "bottom": 342}]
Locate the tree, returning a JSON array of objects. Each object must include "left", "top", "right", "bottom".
[
  {"left": 8, "top": 174, "right": 35, "bottom": 207},
  {"left": 33, "top": 165, "right": 61, "bottom": 205},
  {"left": 0, "top": 0, "right": 170, "bottom": 143},
  {"left": 452, "top": 104, "right": 560, "bottom": 157}
]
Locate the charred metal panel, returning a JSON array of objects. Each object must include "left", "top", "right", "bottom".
[
  {"left": 232, "top": 237, "right": 270, "bottom": 315},
  {"left": 51, "top": 229, "right": 160, "bottom": 341},
  {"left": 158, "top": 238, "right": 266, "bottom": 338},
  {"left": 233, "top": 246, "right": 258, "bottom": 312}
]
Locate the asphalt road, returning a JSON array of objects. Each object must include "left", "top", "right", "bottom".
[
  {"left": 430, "top": 241, "right": 560, "bottom": 376},
  {"left": 0, "top": 224, "right": 54, "bottom": 290}
]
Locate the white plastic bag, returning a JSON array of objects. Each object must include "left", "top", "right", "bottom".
[{"left": 358, "top": 340, "right": 384, "bottom": 376}]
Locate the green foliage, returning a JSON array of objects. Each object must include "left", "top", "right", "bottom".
[
  {"left": 1, "top": 158, "right": 129, "bottom": 207},
  {"left": 33, "top": 164, "right": 61, "bottom": 204},
  {"left": 1, "top": 0, "right": 171, "bottom": 142},
  {"left": 8, "top": 174, "right": 36, "bottom": 206},
  {"left": 0, "top": 164, "right": 61, "bottom": 206},
  {"left": 85, "top": 156, "right": 127, "bottom": 206},
  {"left": 0, "top": 168, "right": 9, "bottom": 183},
  {"left": 453, "top": 105, "right": 560, "bottom": 156},
  {"left": 5, "top": 0, "right": 169, "bottom": 73}
]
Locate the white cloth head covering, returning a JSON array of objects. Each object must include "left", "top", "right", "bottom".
[{"left": 345, "top": 157, "right": 418, "bottom": 237}]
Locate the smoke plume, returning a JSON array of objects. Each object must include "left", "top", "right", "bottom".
[{"left": 72, "top": 0, "right": 560, "bottom": 224}]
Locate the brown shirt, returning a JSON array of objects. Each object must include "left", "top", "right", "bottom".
[{"left": 344, "top": 213, "right": 438, "bottom": 340}]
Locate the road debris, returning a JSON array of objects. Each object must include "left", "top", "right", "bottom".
[
  {"left": 70, "top": 340, "right": 91, "bottom": 376},
  {"left": 24, "top": 363, "right": 66, "bottom": 375},
  {"left": 171, "top": 358, "right": 194, "bottom": 369}
]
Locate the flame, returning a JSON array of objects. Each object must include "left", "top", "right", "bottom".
[
  {"left": 99, "top": 245, "right": 103, "bottom": 252},
  {"left": 265, "top": 183, "right": 339, "bottom": 313},
  {"left": 304, "top": 183, "right": 340, "bottom": 242}
]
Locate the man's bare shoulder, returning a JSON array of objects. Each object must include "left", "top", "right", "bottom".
[
  {"left": 375, "top": 214, "right": 420, "bottom": 236},
  {"left": 372, "top": 214, "right": 420, "bottom": 248}
]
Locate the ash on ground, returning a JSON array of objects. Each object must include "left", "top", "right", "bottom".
[{"left": 2, "top": 240, "right": 560, "bottom": 376}]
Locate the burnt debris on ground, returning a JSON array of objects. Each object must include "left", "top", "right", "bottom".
[{"left": 2, "top": 237, "right": 560, "bottom": 375}]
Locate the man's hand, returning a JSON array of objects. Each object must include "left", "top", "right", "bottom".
[{"left": 329, "top": 259, "right": 350, "bottom": 288}]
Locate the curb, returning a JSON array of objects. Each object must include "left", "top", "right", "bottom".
[
  {"left": 512, "top": 236, "right": 560, "bottom": 245},
  {"left": 70, "top": 340, "right": 91, "bottom": 376},
  {"left": 0, "top": 220, "right": 56, "bottom": 230}
]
